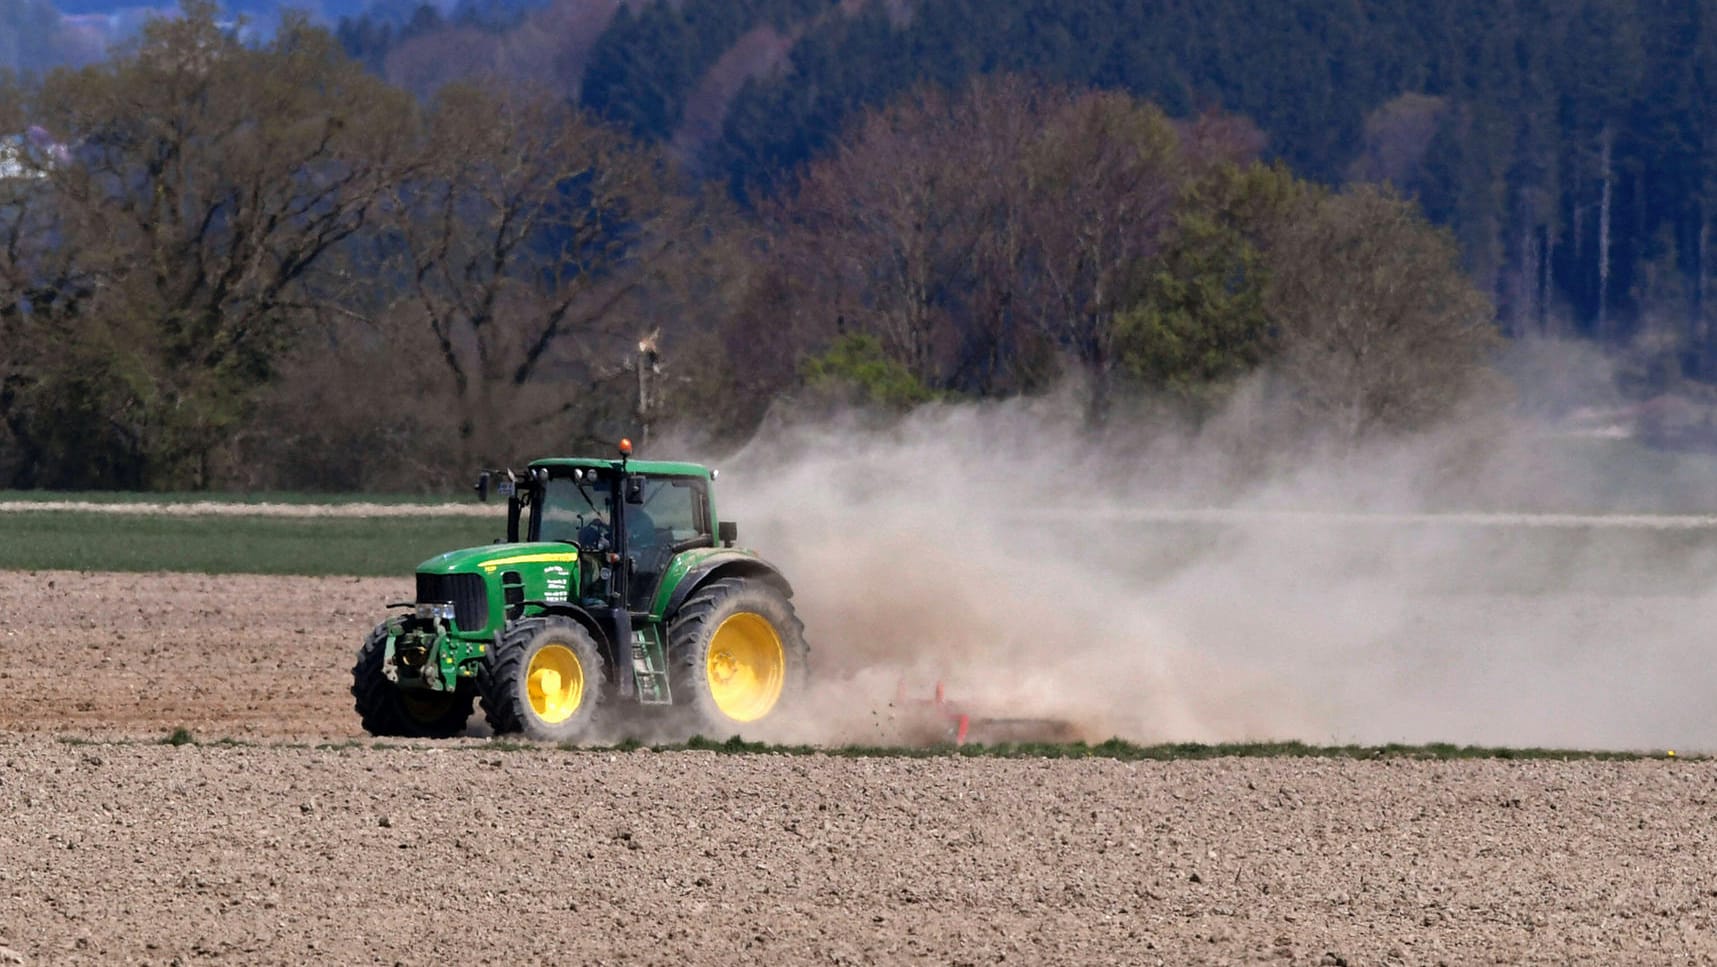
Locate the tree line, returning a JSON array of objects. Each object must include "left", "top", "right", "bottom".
[
  {"left": 0, "top": 4, "right": 1493, "bottom": 492},
  {"left": 339, "top": 0, "right": 1717, "bottom": 381}
]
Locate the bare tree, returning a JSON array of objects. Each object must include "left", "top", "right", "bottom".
[
  {"left": 745, "top": 78, "right": 1243, "bottom": 421},
  {"left": 1347, "top": 93, "right": 1448, "bottom": 187},
  {"left": 376, "top": 83, "right": 686, "bottom": 467},
  {"left": 1266, "top": 184, "right": 1498, "bottom": 438},
  {"left": 754, "top": 78, "right": 1090, "bottom": 402},
  {"left": 770, "top": 83, "right": 1017, "bottom": 388},
  {"left": 1013, "top": 91, "right": 1185, "bottom": 422}
]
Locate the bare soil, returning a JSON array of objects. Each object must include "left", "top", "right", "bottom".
[{"left": 2, "top": 571, "right": 1716, "bottom": 965}]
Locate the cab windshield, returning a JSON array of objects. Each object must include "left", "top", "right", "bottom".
[
  {"left": 535, "top": 473, "right": 612, "bottom": 545},
  {"left": 531, "top": 469, "right": 713, "bottom": 558}
]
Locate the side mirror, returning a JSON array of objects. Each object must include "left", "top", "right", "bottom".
[
  {"left": 625, "top": 476, "right": 646, "bottom": 504},
  {"left": 718, "top": 521, "right": 738, "bottom": 546},
  {"left": 475, "top": 471, "right": 491, "bottom": 503}
]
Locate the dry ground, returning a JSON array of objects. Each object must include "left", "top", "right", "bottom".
[{"left": 1, "top": 571, "right": 1715, "bottom": 964}]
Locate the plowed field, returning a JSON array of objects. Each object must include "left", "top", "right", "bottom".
[{"left": 2, "top": 570, "right": 1714, "bottom": 965}]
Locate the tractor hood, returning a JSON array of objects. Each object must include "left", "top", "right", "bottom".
[{"left": 416, "top": 542, "right": 581, "bottom": 576}]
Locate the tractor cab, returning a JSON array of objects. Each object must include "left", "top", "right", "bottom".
[
  {"left": 525, "top": 460, "right": 718, "bottom": 612},
  {"left": 475, "top": 441, "right": 725, "bottom": 613}
]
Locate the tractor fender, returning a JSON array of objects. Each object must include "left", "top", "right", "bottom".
[
  {"left": 659, "top": 551, "right": 793, "bottom": 621},
  {"left": 520, "top": 602, "right": 614, "bottom": 664}
]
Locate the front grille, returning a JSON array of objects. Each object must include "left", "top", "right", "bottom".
[{"left": 416, "top": 572, "right": 489, "bottom": 631}]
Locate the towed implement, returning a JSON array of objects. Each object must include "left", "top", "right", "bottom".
[
  {"left": 352, "top": 440, "right": 807, "bottom": 741},
  {"left": 893, "top": 680, "right": 1084, "bottom": 747}
]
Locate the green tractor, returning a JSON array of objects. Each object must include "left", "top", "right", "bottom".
[{"left": 351, "top": 440, "right": 808, "bottom": 741}]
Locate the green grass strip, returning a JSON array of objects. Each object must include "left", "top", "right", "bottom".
[
  {"left": 0, "top": 489, "right": 445, "bottom": 505},
  {"left": 0, "top": 510, "right": 502, "bottom": 577},
  {"left": 663, "top": 734, "right": 1666, "bottom": 761},
  {"left": 58, "top": 731, "right": 1689, "bottom": 761}
]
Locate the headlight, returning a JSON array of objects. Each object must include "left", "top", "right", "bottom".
[{"left": 416, "top": 602, "right": 456, "bottom": 621}]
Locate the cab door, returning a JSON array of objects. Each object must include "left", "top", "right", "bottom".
[{"left": 625, "top": 476, "right": 712, "bottom": 611}]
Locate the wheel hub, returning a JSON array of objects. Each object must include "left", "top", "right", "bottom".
[
  {"left": 527, "top": 644, "right": 584, "bottom": 724},
  {"left": 705, "top": 612, "right": 785, "bottom": 723}
]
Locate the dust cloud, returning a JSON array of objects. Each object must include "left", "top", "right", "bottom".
[{"left": 700, "top": 358, "right": 1717, "bottom": 752}]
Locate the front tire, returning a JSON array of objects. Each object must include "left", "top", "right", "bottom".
[
  {"left": 668, "top": 577, "right": 808, "bottom": 735},
  {"left": 352, "top": 622, "right": 474, "bottom": 738},
  {"left": 480, "top": 617, "right": 607, "bottom": 742}
]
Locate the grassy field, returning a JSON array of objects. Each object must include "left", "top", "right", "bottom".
[
  {"left": 0, "top": 489, "right": 453, "bottom": 505},
  {"left": 8, "top": 499, "right": 1717, "bottom": 588},
  {"left": 0, "top": 510, "right": 502, "bottom": 576}
]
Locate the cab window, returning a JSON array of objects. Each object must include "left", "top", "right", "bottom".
[
  {"left": 635, "top": 477, "right": 710, "bottom": 547},
  {"left": 538, "top": 474, "right": 611, "bottom": 544}
]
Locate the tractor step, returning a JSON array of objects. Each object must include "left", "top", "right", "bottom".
[{"left": 631, "top": 624, "right": 672, "bottom": 706}]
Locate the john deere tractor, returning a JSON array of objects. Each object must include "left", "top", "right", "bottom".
[{"left": 351, "top": 441, "right": 807, "bottom": 741}]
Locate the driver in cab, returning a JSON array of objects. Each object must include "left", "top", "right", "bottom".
[{"left": 576, "top": 506, "right": 656, "bottom": 554}]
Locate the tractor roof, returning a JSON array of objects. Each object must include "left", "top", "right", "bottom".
[{"left": 528, "top": 457, "right": 712, "bottom": 479}]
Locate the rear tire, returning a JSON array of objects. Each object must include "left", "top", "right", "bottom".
[
  {"left": 480, "top": 617, "right": 607, "bottom": 742},
  {"left": 668, "top": 577, "right": 808, "bottom": 736},
  {"left": 351, "top": 622, "right": 474, "bottom": 738}
]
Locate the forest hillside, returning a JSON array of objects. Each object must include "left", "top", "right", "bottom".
[{"left": 1, "top": 1, "right": 1706, "bottom": 489}]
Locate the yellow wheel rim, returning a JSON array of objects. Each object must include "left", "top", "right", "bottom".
[
  {"left": 706, "top": 613, "right": 786, "bottom": 723},
  {"left": 527, "top": 643, "right": 584, "bottom": 724}
]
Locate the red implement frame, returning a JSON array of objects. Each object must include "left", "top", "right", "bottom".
[{"left": 893, "top": 679, "right": 1080, "bottom": 746}]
